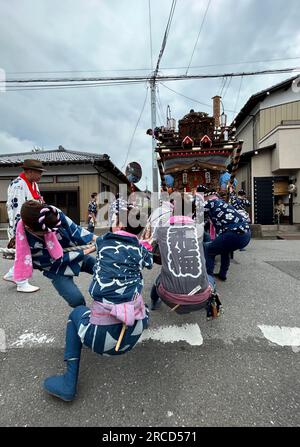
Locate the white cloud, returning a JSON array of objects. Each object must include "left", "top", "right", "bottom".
[{"left": 0, "top": 130, "right": 36, "bottom": 154}]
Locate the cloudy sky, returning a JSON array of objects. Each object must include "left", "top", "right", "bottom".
[{"left": 0, "top": 0, "right": 300, "bottom": 190}]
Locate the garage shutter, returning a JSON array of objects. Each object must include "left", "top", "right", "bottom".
[{"left": 254, "top": 177, "right": 274, "bottom": 224}]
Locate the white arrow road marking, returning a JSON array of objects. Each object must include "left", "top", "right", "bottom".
[
  {"left": 0, "top": 328, "right": 6, "bottom": 352},
  {"left": 139, "top": 323, "right": 203, "bottom": 346},
  {"left": 258, "top": 325, "right": 300, "bottom": 352}
]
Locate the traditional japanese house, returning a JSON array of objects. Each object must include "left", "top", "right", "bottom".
[{"left": 0, "top": 146, "right": 135, "bottom": 225}]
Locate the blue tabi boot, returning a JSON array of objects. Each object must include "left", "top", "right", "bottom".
[{"left": 43, "top": 358, "right": 80, "bottom": 402}]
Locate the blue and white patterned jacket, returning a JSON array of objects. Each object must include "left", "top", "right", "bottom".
[
  {"left": 26, "top": 212, "right": 94, "bottom": 276},
  {"left": 89, "top": 232, "right": 153, "bottom": 303},
  {"left": 229, "top": 192, "right": 251, "bottom": 221},
  {"left": 204, "top": 197, "right": 250, "bottom": 235}
]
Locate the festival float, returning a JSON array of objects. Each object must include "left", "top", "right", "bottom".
[{"left": 147, "top": 96, "right": 243, "bottom": 192}]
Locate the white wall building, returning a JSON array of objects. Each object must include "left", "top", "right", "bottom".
[{"left": 234, "top": 76, "right": 300, "bottom": 224}]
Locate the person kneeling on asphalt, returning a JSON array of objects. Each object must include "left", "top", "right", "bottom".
[
  {"left": 43, "top": 201, "right": 153, "bottom": 402},
  {"left": 148, "top": 195, "right": 219, "bottom": 317},
  {"left": 16, "top": 200, "right": 97, "bottom": 307}
]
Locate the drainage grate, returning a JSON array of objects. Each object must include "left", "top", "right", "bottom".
[{"left": 265, "top": 261, "right": 300, "bottom": 280}]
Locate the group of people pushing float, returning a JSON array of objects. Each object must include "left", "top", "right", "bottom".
[{"left": 9, "top": 168, "right": 251, "bottom": 402}]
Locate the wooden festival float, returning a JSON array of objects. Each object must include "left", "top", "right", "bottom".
[{"left": 148, "top": 96, "right": 243, "bottom": 192}]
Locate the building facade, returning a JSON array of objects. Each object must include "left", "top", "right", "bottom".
[
  {"left": 234, "top": 76, "right": 300, "bottom": 224},
  {"left": 0, "top": 146, "right": 134, "bottom": 225}
]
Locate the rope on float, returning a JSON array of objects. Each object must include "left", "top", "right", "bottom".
[{"left": 0, "top": 243, "right": 96, "bottom": 255}]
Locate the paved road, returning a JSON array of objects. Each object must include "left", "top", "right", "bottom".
[{"left": 0, "top": 239, "right": 299, "bottom": 427}]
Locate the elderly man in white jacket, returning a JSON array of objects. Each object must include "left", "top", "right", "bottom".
[{"left": 3, "top": 159, "right": 46, "bottom": 292}]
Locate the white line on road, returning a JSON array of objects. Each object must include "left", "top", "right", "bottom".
[
  {"left": 258, "top": 325, "right": 300, "bottom": 352},
  {"left": 139, "top": 323, "right": 203, "bottom": 346},
  {"left": 10, "top": 332, "right": 55, "bottom": 347},
  {"left": 5, "top": 325, "right": 300, "bottom": 352},
  {"left": 7, "top": 325, "right": 204, "bottom": 349},
  {"left": 0, "top": 328, "right": 6, "bottom": 352}
]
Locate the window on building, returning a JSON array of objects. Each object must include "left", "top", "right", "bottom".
[
  {"left": 39, "top": 176, "right": 54, "bottom": 183},
  {"left": 281, "top": 120, "right": 300, "bottom": 126},
  {"left": 56, "top": 175, "right": 79, "bottom": 183}
]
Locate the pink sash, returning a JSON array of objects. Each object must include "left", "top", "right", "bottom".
[
  {"left": 14, "top": 220, "right": 63, "bottom": 281},
  {"left": 90, "top": 294, "right": 146, "bottom": 326}
]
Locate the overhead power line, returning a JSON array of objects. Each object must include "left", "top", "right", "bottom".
[
  {"left": 222, "top": 75, "right": 233, "bottom": 100},
  {"left": 5, "top": 80, "right": 146, "bottom": 92},
  {"left": 154, "top": 0, "right": 177, "bottom": 77},
  {"left": 148, "top": 0, "right": 154, "bottom": 71},
  {"left": 161, "top": 82, "right": 213, "bottom": 109},
  {"left": 185, "top": 0, "right": 212, "bottom": 75},
  {"left": 121, "top": 85, "right": 149, "bottom": 169},
  {"left": 4, "top": 66, "right": 300, "bottom": 90},
  {"left": 160, "top": 82, "right": 236, "bottom": 113},
  {"left": 149, "top": 0, "right": 177, "bottom": 192},
  {"left": 6, "top": 55, "right": 300, "bottom": 76},
  {"left": 156, "top": 101, "right": 164, "bottom": 124},
  {"left": 233, "top": 75, "right": 244, "bottom": 116},
  {"left": 219, "top": 76, "right": 228, "bottom": 97},
  {"left": 156, "top": 86, "right": 166, "bottom": 123}
]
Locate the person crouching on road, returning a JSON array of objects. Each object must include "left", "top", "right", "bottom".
[
  {"left": 148, "top": 195, "right": 220, "bottom": 319},
  {"left": 43, "top": 201, "right": 153, "bottom": 402},
  {"left": 16, "top": 200, "right": 97, "bottom": 307},
  {"left": 229, "top": 186, "right": 251, "bottom": 222},
  {"left": 197, "top": 185, "right": 251, "bottom": 281}
]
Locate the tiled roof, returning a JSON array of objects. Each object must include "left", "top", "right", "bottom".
[
  {"left": 0, "top": 146, "right": 139, "bottom": 188},
  {"left": 0, "top": 146, "right": 108, "bottom": 166}
]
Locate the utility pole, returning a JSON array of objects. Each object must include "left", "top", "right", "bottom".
[
  {"left": 148, "top": 0, "right": 177, "bottom": 193},
  {"left": 150, "top": 78, "right": 159, "bottom": 193}
]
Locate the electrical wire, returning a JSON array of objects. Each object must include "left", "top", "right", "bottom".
[
  {"left": 222, "top": 75, "right": 233, "bottom": 100},
  {"left": 5, "top": 80, "right": 146, "bottom": 92},
  {"left": 156, "top": 100, "right": 164, "bottom": 125},
  {"left": 185, "top": 0, "right": 212, "bottom": 76},
  {"left": 157, "top": 86, "right": 166, "bottom": 124},
  {"left": 217, "top": 77, "right": 225, "bottom": 96},
  {"left": 6, "top": 55, "right": 300, "bottom": 76},
  {"left": 160, "top": 81, "right": 236, "bottom": 113},
  {"left": 3, "top": 67, "right": 300, "bottom": 93},
  {"left": 5, "top": 66, "right": 300, "bottom": 84},
  {"left": 148, "top": 0, "right": 154, "bottom": 71},
  {"left": 219, "top": 76, "right": 228, "bottom": 97},
  {"left": 160, "top": 82, "right": 212, "bottom": 109},
  {"left": 181, "top": 55, "right": 300, "bottom": 71},
  {"left": 121, "top": 85, "right": 149, "bottom": 170},
  {"left": 233, "top": 75, "right": 244, "bottom": 118},
  {"left": 154, "top": 0, "right": 177, "bottom": 77}
]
